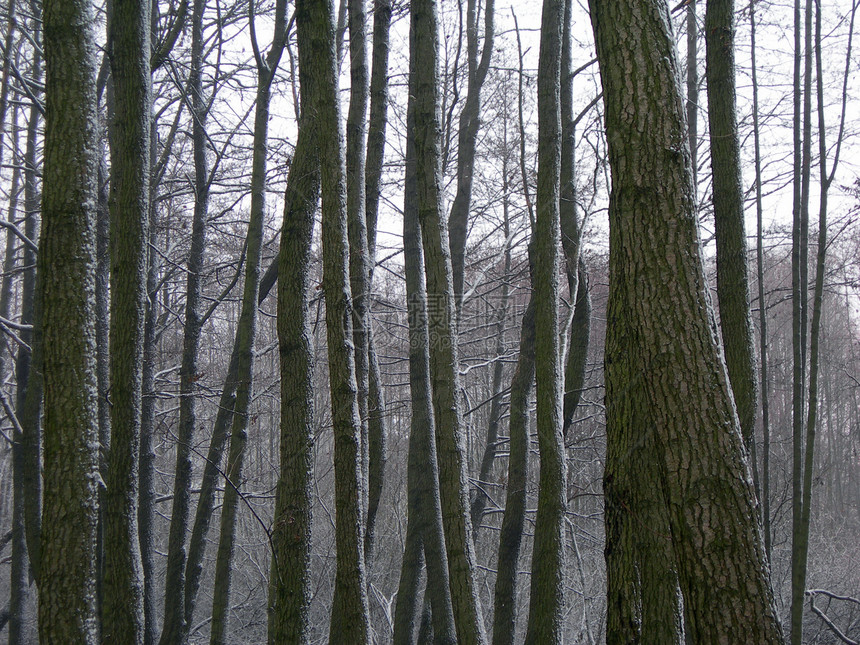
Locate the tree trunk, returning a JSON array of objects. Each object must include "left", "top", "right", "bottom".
[
  {"left": 524, "top": 0, "right": 566, "bottom": 641},
  {"left": 749, "top": 0, "right": 771, "bottom": 558},
  {"left": 589, "top": 1, "right": 783, "bottom": 642},
  {"left": 266, "top": 34, "right": 320, "bottom": 638},
  {"left": 491, "top": 299, "right": 534, "bottom": 645},
  {"left": 209, "top": 4, "right": 288, "bottom": 640},
  {"left": 411, "top": 0, "right": 487, "bottom": 641},
  {"left": 295, "top": 0, "right": 372, "bottom": 641},
  {"left": 363, "top": 0, "right": 392, "bottom": 562},
  {"left": 159, "top": 1, "right": 209, "bottom": 642},
  {"left": 448, "top": 0, "right": 494, "bottom": 313},
  {"left": 102, "top": 0, "right": 151, "bottom": 640},
  {"left": 705, "top": 0, "right": 758, "bottom": 457},
  {"left": 392, "top": 57, "right": 457, "bottom": 644},
  {"left": 38, "top": 0, "right": 101, "bottom": 641},
  {"left": 17, "top": 20, "right": 43, "bottom": 586},
  {"left": 345, "top": 0, "right": 373, "bottom": 562}
]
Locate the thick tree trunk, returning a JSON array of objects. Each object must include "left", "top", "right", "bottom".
[
  {"left": 411, "top": 0, "right": 487, "bottom": 642},
  {"left": 589, "top": 1, "right": 783, "bottom": 642},
  {"left": 102, "top": 1, "right": 151, "bottom": 641},
  {"left": 37, "top": 0, "right": 101, "bottom": 641}
]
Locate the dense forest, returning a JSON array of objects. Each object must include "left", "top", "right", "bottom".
[{"left": 0, "top": 0, "right": 858, "bottom": 643}]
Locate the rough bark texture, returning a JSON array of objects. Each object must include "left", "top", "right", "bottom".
[
  {"left": 589, "top": 1, "right": 784, "bottom": 643},
  {"left": 411, "top": 0, "right": 486, "bottom": 642},
  {"left": 159, "top": 1, "right": 208, "bottom": 642},
  {"left": 295, "top": 0, "right": 372, "bottom": 641},
  {"left": 267, "top": 54, "right": 320, "bottom": 643},
  {"left": 38, "top": 0, "right": 101, "bottom": 641},
  {"left": 705, "top": 0, "right": 758, "bottom": 453},
  {"left": 392, "top": 68, "right": 457, "bottom": 645},
  {"left": 103, "top": 0, "right": 151, "bottom": 640},
  {"left": 524, "top": 0, "right": 567, "bottom": 641}
]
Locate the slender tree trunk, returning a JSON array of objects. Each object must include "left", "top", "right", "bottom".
[
  {"left": 589, "top": 1, "right": 783, "bottom": 642},
  {"left": 392, "top": 62, "right": 457, "bottom": 644},
  {"left": 686, "top": 0, "right": 697, "bottom": 188},
  {"left": 750, "top": 0, "right": 772, "bottom": 558},
  {"left": 469, "top": 144, "right": 512, "bottom": 532},
  {"left": 449, "top": 0, "right": 494, "bottom": 312},
  {"left": 706, "top": 0, "right": 758, "bottom": 461},
  {"left": 524, "top": 0, "right": 566, "bottom": 641},
  {"left": 102, "top": 0, "right": 151, "bottom": 640},
  {"left": 559, "top": 0, "right": 589, "bottom": 438},
  {"left": 363, "top": 0, "right": 393, "bottom": 559},
  {"left": 295, "top": 0, "right": 372, "bottom": 641},
  {"left": 266, "top": 35, "right": 320, "bottom": 639},
  {"left": 7, "top": 101, "right": 29, "bottom": 645},
  {"left": 492, "top": 299, "right": 534, "bottom": 645},
  {"left": 345, "top": 0, "right": 373, "bottom": 563},
  {"left": 17, "top": 16, "right": 43, "bottom": 585},
  {"left": 412, "top": 0, "right": 486, "bottom": 641},
  {"left": 38, "top": 0, "right": 101, "bottom": 641},
  {"left": 159, "top": 1, "right": 210, "bottom": 642},
  {"left": 209, "top": 4, "right": 288, "bottom": 640},
  {"left": 790, "top": 0, "right": 813, "bottom": 639}
]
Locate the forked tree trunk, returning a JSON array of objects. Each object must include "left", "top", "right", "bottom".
[
  {"left": 392, "top": 55, "right": 457, "bottom": 644},
  {"left": 295, "top": 0, "right": 372, "bottom": 641},
  {"left": 524, "top": 0, "right": 566, "bottom": 641},
  {"left": 411, "top": 0, "right": 487, "bottom": 642}
]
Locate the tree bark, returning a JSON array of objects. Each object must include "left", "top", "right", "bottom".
[
  {"left": 392, "top": 56, "right": 457, "bottom": 644},
  {"left": 295, "top": 0, "right": 372, "bottom": 641},
  {"left": 38, "top": 0, "right": 101, "bottom": 641},
  {"left": 363, "top": 0, "right": 392, "bottom": 562},
  {"left": 491, "top": 298, "right": 534, "bottom": 645},
  {"left": 589, "top": 1, "right": 783, "bottom": 642},
  {"left": 102, "top": 0, "right": 151, "bottom": 640},
  {"left": 524, "top": 0, "right": 567, "bottom": 641},
  {"left": 266, "top": 33, "right": 320, "bottom": 638},
  {"left": 411, "top": 0, "right": 487, "bottom": 641},
  {"left": 705, "top": 0, "right": 758, "bottom": 457}
]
